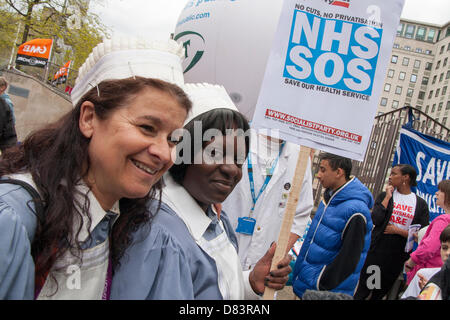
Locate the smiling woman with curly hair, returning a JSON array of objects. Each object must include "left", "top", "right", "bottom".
[{"left": 0, "top": 38, "right": 191, "bottom": 300}]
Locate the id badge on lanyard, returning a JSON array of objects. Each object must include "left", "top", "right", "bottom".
[
  {"left": 236, "top": 216, "right": 257, "bottom": 235},
  {"left": 235, "top": 142, "right": 284, "bottom": 236}
]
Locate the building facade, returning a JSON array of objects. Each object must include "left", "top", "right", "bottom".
[{"left": 377, "top": 19, "right": 450, "bottom": 128}]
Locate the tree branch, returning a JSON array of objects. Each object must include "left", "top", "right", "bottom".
[{"left": 5, "top": 0, "right": 26, "bottom": 17}]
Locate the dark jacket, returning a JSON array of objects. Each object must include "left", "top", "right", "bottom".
[{"left": 0, "top": 97, "right": 17, "bottom": 151}]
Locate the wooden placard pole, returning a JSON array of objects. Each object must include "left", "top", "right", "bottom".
[{"left": 263, "top": 145, "right": 311, "bottom": 300}]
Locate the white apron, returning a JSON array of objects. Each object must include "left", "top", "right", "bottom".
[{"left": 162, "top": 174, "right": 245, "bottom": 300}]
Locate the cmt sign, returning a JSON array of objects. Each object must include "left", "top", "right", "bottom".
[{"left": 16, "top": 38, "right": 53, "bottom": 68}]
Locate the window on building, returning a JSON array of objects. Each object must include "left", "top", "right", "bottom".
[
  {"left": 425, "top": 62, "right": 433, "bottom": 70},
  {"left": 432, "top": 75, "right": 437, "bottom": 84},
  {"left": 405, "top": 24, "right": 416, "bottom": 38},
  {"left": 425, "top": 49, "right": 433, "bottom": 55},
  {"left": 384, "top": 83, "right": 391, "bottom": 92},
  {"left": 414, "top": 60, "right": 421, "bottom": 68},
  {"left": 432, "top": 104, "right": 436, "bottom": 112},
  {"left": 425, "top": 105, "right": 429, "bottom": 113},
  {"left": 392, "top": 100, "right": 399, "bottom": 109},
  {"left": 436, "top": 60, "right": 441, "bottom": 69},
  {"left": 428, "top": 90, "right": 434, "bottom": 99},
  {"left": 416, "top": 48, "right": 423, "bottom": 53},
  {"left": 427, "top": 29, "right": 436, "bottom": 42},
  {"left": 397, "top": 23, "right": 404, "bottom": 36},
  {"left": 407, "top": 88, "right": 414, "bottom": 97},
  {"left": 387, "top": 69, "right": 394, "bottom": 78},
  {"left": 402, "top": 57, "right": 410, "bottom": 66},
  {"left": 395, "top": 86, "right": 402, "bottom": 95},
  {"left": 446, "top": 27, "right": 450, "bottom": 37},
  {"left": 399, "top": 71, "right": 406, "bottom": 80},
  {"left": 441, "top": 45, "right": 445, "bottom": 54},
  {"left": 443, "top": 86, "right": 447, "bottom": 96},
  {"left": 416, "top": 26, "right": 426, "bottom": 41},
  {"left": 410, "top": 74, "right": 417, "bottom": 83},
  {"left": 444, "top": 57, "right": 448, "bottom": 67},
  {"left": 440, "top": 73, "right": 444, "bottom": 82},
  {"left": 435, "top": 88, "right": 440, "bottom": 97},
  {"left": 443, "top": 117, "right": 447, "bottom": 126},
  {"left": 393, "top": 43, "right": 400, "bottom": 48},
  {"left": 391, "top": 55, "right": 398, "bottom": 63},
  {"left": 438, "top": 102, "right": 443, "bottom": 111},
  {"left": 447, "top": 101, "right": 450, "bottom": 110},
  {"left": 448, "top": 43, "right": 450, "bottom": 51},
  {"left": 417, "top": 90, "right": 425, "bottom": 99},
  {"left": 380, "top": 97, "right": 388, "bottom": 106},
  {"left": 422, "top": 77, "right": 429, "bottom": 85},
  {"left": 447, "top": 70, "right": 450, "bottom": 79},
  {"left": 416, "top": 105, "right": 422, "bottom": 111},
  {"left": 404, "top": 46, "right": 411, "bottom": 51}
]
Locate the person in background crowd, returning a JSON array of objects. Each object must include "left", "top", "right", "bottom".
[
  {"left": 222, "top": 130, "right": 313, "bottom": 272},
  {"left": 404, "top": 179, "right": 450, "bottom": 283},
  {"left": 0, "top": 96, "right": 17, "bottom": 155},
  {"left": 355, "top": 164, "right": 429, "bottom": 300},
  {"left": 0, "top": 37, "right": 191, "bottom": 299},
  {"left": 293, "top": 153, "right": 373, "bottom": 298},
  {"left": 417, "top": 249, "right": 450, "bottom": 300},
  {"left": 402, "top": 225, "right": 450, "bottom": 299},
  {"left": 110, "top": 83, "right": 292, "bottom": 299},
  {"left": 0, "top": 76, "right": 15, "bottom": 124}
]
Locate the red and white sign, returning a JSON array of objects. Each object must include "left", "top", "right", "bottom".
[{"left": 390, "top": 201, "right": 415, "bottom": 230}]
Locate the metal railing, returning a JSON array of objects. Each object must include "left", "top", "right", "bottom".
[{"left": 311, "top": 106, "right": 450, "bottom": 208}]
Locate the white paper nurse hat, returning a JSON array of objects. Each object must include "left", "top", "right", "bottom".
[
  {"left": 71, "top": 37, "right": 185, "bottom": 106},
  {"left": 182, "top": 83, "right": 239, "bottom": 126}
]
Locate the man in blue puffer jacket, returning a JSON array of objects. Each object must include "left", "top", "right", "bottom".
[{"left": 293, "top": 153, "right": 373, "bottom": 298}]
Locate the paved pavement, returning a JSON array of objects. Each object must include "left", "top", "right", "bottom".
[{"left": 276, "top": 286, "right": 297, "bottom": 300}]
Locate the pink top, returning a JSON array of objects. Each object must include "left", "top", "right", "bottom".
[{"left": 407, "top": 213, "right": 450, "bottom": 284}]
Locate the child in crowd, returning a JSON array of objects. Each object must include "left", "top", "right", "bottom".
[{"left": 401, "top": 225, "right": 450, "bottom": 299}]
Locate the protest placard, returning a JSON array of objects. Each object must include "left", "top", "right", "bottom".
[{"left": 252, "top": 0, "right": 405, "bottom": 161}]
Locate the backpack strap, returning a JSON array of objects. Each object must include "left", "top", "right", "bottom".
[{"left": 0, "top": 178, "right": 44, "bottom": 221}]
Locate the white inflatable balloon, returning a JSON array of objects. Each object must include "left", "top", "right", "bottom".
[{"left": 174, "top": 0, "right": 284, "bottom": 120}]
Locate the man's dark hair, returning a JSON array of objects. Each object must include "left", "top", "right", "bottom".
[{"left": 319, "top": 152, "right": 352, "bottom": 180}]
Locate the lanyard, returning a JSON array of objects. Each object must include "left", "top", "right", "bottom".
[
  {"left": 102, "top": 256, "right": 112, "bottom": 300},
  {"left": 247, "top": 141, "right": 285, "bottom": 217}
]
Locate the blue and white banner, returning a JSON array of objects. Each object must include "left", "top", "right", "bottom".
[{"left": 393, "top": 126, "right": 450, "bottom": 222}]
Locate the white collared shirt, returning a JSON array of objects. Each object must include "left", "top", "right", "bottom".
[
  {"left": 162, "top": 173, "right": 260, "bottom": 299},
  {"left": 223, "top": 131, "right": 314, "bottom": 270}
]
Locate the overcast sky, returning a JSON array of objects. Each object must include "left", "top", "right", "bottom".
[{"left": 91, "top": 0, "right": 450, "bottom": 39}]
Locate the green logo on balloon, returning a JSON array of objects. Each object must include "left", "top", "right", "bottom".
[{"left": 174, "top": 31, "right": 205, "bottom": 74}]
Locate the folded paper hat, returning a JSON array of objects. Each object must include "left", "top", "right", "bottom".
[
  {"left": 71, "top": 37, "right": 185, "bottom": 106},
  {"left": 182, "top": 83, "right": 239, "bottom": 126}
]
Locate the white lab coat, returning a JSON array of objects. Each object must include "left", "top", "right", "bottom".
[{"left": 223, "top": 132, "right": 314, "bottom": 271}]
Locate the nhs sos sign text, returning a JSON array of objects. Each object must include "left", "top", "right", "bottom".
[{"left": 284, "top": 9, "right": 382, "bottom": 95}]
